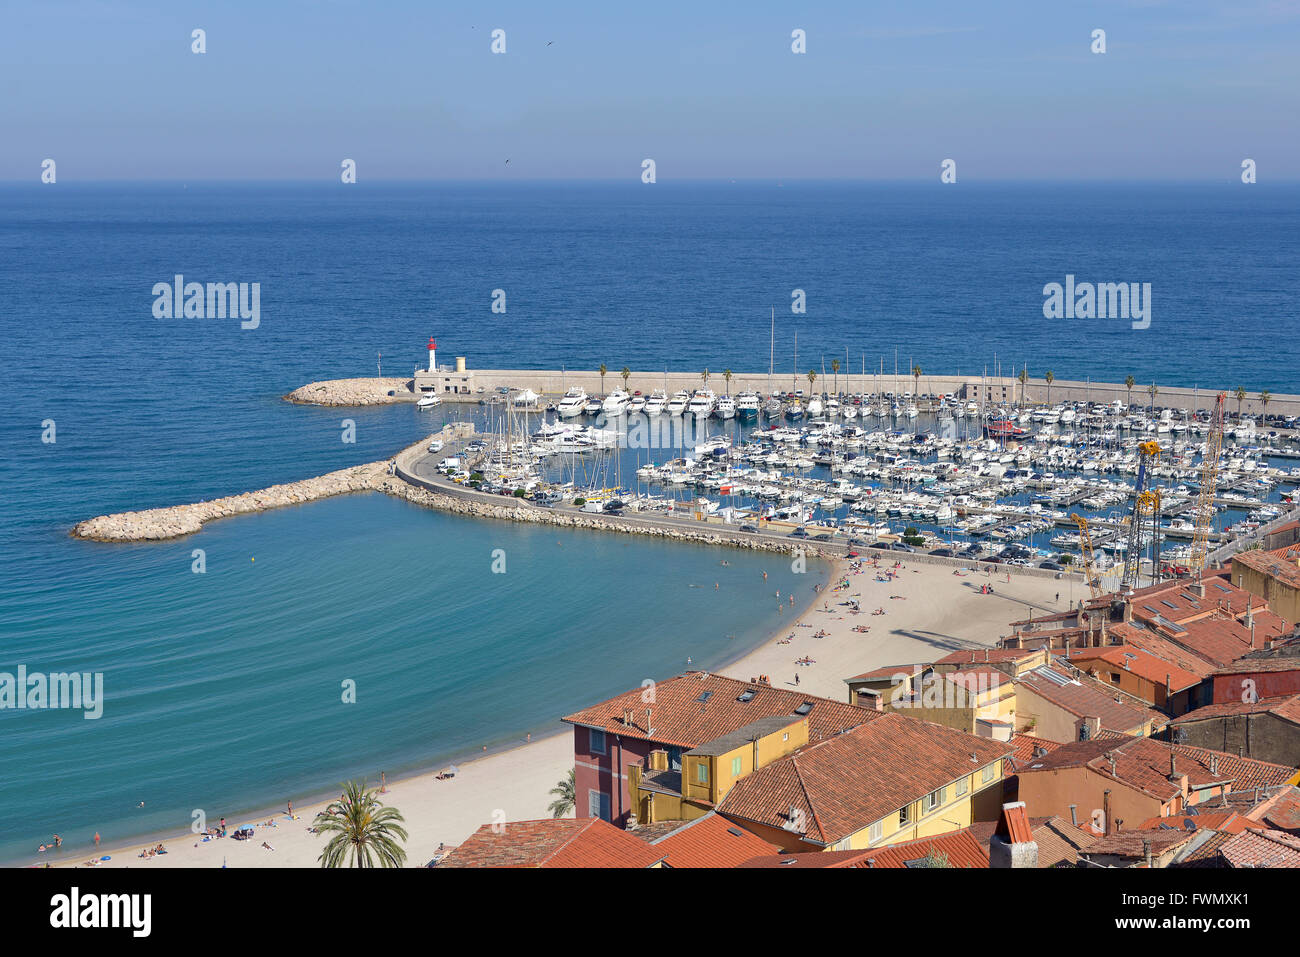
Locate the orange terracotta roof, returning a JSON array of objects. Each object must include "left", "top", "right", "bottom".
[
  {"left": 1109, "top": 624, "right": 1218, "bottom": 678},
  {"left": 1170, "top": 742, "right": 1299, "bottom": 792},
  {"left": 738, "top": 829, "right": 990, "bottom": 868},
  {"left": 562, "top": 672, "right": 877, "bottom": 749},
  {"left": 1175, "top": 616, "right": 1279, "bottom": 667},
  {"left": 649, "top": 812, "right": 781, "bottom": 868},
  {"left": 1249, "top": 787, "right": 1300, "bottom": 834},
  {"left": 1020, "top": 735, "right": 1295, "bottom": 803},
  {"left": 1008, "top": 733, "right": 1063, "bottom": 768},
  {"left": 437, "top": 818, "right": 665, "bottom": 868},
  {"left": 845, "top": 664, "right": 926, "bottom": 682},
  {"left": 1014, "top": 664, "right": 1166, "bottom": 734},
  {"left": 1219, "top": 828, "right": 1300, "bottom": 868},
  {"left": 717, "top": 712, "right": 1013, "bottom": 846},
  {"left": 1169, "top": 693, "right": 1300, "bottom": 726},
  {"left": 933, "top": 648, "right": 1044, "bottom": 666},
  {"left": 1080, "top": 829, "right": 1198, "bottom": 860},
  {"left": 1135, "top": 811, "right": 1254, "bottom": 834},
  {"left": 1065, "top": 644, "right": 1204, "bottom": 693},
  {"left": 1213, "top": 655, "right": 1300, "bottom": 675},
  {"left": 857, "top": 830, "right": 990, "bottom": 868},
  {"left": 1233, "top": 548, "right": 1300, "bottom": 590},
  {"left": 736, "top": 848, "right": 875, "bottom": 868}
]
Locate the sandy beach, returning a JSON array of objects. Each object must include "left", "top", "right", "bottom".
[{"left": 50, "top": 557, "right": 1063, "bottom": 869}]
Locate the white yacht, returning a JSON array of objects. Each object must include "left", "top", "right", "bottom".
[
  {"left": 806, "top": 395, "right": 824, "bottom": 418},
  {"left": 666, "top": 391, "right": 691, "bottom": 416},
  {"left": 644, "top": 390, "right": 668, "bottom": 416},
  {"left": 417, "top": 392, "right": 442, "bottom": 409},
  {"left": 715, "top": 394, "right": 737, "bottom": 419},
  {"left": 736, "top": 391, "right": 761, "bottom": 419},
  {"left": 687, "top": 389, "right": 716, "bottom": 418},
  {"left": 842, "top": 403, "right": 858, "bottom": 421},
  {"left": 627, "top": 394, "right": 647, "bottom": 414},
  {"left": 904, "top": 404, "right": 919, "bottom": 419},
  {"left": 602, "top": 390, "right": 630, "bottom": 416},
  {"left": 584, "top": 397, "right": 603, "bottom": 415},
  {"left": 824, "top": 397, "right": 841, "bottom": 418},
  {"left": 556, "top": 387, "right": 588, "bottom": 418}
]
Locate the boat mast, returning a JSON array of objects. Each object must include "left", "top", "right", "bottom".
[
  {"left": 768, "top": 306, "right": 774, "bottom": 396},
  {"left": 792, "top": 331, "right": 798, "bottom": 393}
]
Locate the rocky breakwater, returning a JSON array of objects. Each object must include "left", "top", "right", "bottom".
[
  {"left": 71, "top": 461, "right": 391, "bottom": 542},
  {"left": 283, "top": 377, "right": 415, "bottom": 406},
  {"left": 374, "top": 478, "right": 831, "bottom": 559}
]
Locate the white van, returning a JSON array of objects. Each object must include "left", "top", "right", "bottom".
[{"left": 428, "top": 439, "right": 444, "bottom": 453}]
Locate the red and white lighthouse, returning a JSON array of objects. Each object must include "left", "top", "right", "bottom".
[{"left": 427, "top": 337, "right": 437, "bottom": 372}]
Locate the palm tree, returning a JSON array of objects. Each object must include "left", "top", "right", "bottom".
[
  {"left": 1044, "top": 370, "right": 1055, "bottom": 406},
  {"left": 807, "top": 370, "right": 817, "bottom": 392},
  {"left": 1234, "top": 386, "right": 1247, "bottom": 422},
  {"left": 548, "top": 769, "right": 576, "bottom": 818},
  {"left": 313, "top": 779, "right": 408, "bottom": 868},
  {"left": 1148, "top": 382, "right": 1158, "bottom": 409},
  {"left": 620, "top": 366, "right": 631, "bottom": 392},
  {"left": 701, "top": 368, "right": 710, "bottom": 387},
  {"left": 1017, "top": 368, "right": 1029, "bottom": 408},
  {"left": 912, "top": 365, "right": 922, "bottom": 401},
  {"left": 1124, "top": 374, "right": 1135, "bottom": 409},
  {"left": 723, "top": 369, "right": 733, "bottom": 394},
  {"left": 598, "top": 363, "right": 608, "bottom": 395},
  {"left": 831, "top": 358, "right": 840, "bottom": 395},
  {"left": 1259, "top": 390, "right": 1271, "bottom": 420}
]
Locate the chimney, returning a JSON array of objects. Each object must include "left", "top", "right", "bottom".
[
  {"left": 1103, "top": 789, "right": 1113, "bottom": 836},
  {"left": 1168, "top": 752, "right": 1179, "bottom": 782},
  {"left": 989, "top": 802, "right": 1039, "bottom": 869},
  {"left": 1143, "top": 838, "right": 1153, "bottom": 869},
  {"left": 1068, "top": 804, "right": 1078, "bottom": 826},
  {"left": 1210, "top": 754, "right": 1219, "bottom": 776}
]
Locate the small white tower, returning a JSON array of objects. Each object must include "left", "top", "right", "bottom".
[{"left": 427, "top": 337, "right": 437, "bottom": 372}]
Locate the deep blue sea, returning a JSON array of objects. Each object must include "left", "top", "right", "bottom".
[{"left": 1, "top": 181, "right": 1297, "bottom": 865}]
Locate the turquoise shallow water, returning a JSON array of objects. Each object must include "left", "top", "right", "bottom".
[{"left": 0, "top": 491, "right": 823, "bottom": 865}]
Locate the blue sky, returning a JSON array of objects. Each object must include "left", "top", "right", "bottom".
[{"left": 3, "top": 0, "right": 1298, "bottom": 180}]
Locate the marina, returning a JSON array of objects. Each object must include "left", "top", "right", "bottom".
[{"left": 391, "top": 359, "right": 1300, "bottom": 593}]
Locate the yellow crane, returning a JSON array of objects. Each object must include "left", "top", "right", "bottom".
[
  {"left": 1071, "top": 512, "right": 1104, "bottom": 600},
  {"left": 1119, "top": 440, "right": 1163, "bottom": 595},
  {"left": 1190, "top": 394, "right": 1226, "bottom": 578}
]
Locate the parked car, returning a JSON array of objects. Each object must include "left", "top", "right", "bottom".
[
  {"left": 790, "top": 528, "right": 809, "bottom": 539},
  {"left": 813, "top": 533, "right": 833, "bottom": 542},
  {"left": 1039, "top": 560, "right": 1063, "bottom": 570},
  {"left": 929, "top": 547, "right": 954, "bottom": 557}
]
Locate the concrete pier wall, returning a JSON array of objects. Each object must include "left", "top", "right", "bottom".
[{"left": 407, "top": 367, "right": 1300, "bottom": 417}]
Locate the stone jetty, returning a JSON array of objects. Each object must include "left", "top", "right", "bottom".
[
  {"left": 283, "top": 377, "right": 415, "bottom": 406},
  {"left": 71, "top": 460, "right": 391, "bottom": 542},
  {"left": 71, "top": 426, "right": 836, "bottom": 559}
]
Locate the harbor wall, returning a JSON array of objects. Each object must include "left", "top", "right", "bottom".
[{"left": 408, "top": 367, "right": 1300, "bottom": 417}]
